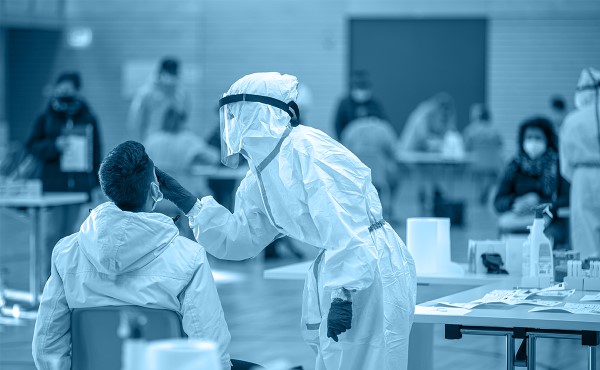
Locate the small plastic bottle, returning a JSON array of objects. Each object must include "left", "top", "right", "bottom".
[{"left": 119, "top": 311, "right": 147, "bottom": 370}]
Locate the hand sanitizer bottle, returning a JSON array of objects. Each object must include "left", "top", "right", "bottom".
[{"left": 529, "top": 204, "right": 554, "bottom": 279}]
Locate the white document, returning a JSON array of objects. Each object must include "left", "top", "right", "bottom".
[
  {"left": 581, "top": 293, "right": 600, "bottom": 302},
  {"left": 437, "top": 287, "right": 566, "bottom": 309},
  {"left": 416, "top": 305, "right": 471, "bottom": 316},
  {"left": 530, "top": 303, "right": 600, "bottom": 315},
  {"left": 60, "top": 134, "right": 89, "bottom": 172}
]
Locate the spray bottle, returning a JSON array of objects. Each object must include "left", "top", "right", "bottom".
[{"left": 523, "top": 204, "right": 554, "bottom": 279}]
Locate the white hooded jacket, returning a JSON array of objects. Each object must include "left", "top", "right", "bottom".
[{"left": 32, "top": 202, "right": 231, "bottom": 370}]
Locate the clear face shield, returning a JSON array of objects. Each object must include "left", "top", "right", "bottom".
[
  {"left": 219, "top": 103, "right": 243, "bottom": 168},
  {"left": 218, "top": 93, "right": 301, "bottom": 168}
]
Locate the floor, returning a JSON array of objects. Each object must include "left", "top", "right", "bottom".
[{"left": 0, "top": 175, "right": 593, "bottom": 369}]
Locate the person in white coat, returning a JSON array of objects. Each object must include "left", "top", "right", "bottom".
[
  {"left": 157, "top": 72, "right": 417, "bottom": 370},
  {"left": 560, "top": 68, "right": 600, "bottom": 259},
  {"left": 32, "top": 141, "right": 231, "bottom": 370}
]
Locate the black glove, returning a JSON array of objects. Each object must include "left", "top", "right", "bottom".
[
  {"left": 155, "top": 167, "right": 197, "bottom": 214},
  {"left": 326, "top": 298, "right": 352, "bottom": 342}
]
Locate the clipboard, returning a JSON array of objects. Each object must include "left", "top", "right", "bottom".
[{"left": 60, "top": 123, "right": 93, "bottom": 173}]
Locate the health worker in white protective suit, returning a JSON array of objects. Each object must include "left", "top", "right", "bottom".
[
  {"left": 156, "top": 72, "right": 417, "bottom": 370},
  {"left": 560, "top": 68, "right": 600, "bottom": 259}
]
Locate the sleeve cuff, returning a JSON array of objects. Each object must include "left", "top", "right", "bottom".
[{"left": 186, "top": 196, "right": 214, "bottom": 228}]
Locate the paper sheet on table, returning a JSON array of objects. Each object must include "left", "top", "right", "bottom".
[
  {"left": 416, "top": 305, "right": 471, "bottom": 316},
  {"left": 60, "top": 134, "right": 90, "bottom": 172},
  {"left": 581, "top": 293, "right": 600, "bottom": 302},
  {"left": 437, "top": 287, "right": 568, "bottom": 309},
  {"left": 530, "top": 303, "right": 600, "bottom": 315}
]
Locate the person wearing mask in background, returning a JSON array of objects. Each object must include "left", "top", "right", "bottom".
[
  {"left": 463, "top": 104, "right": 504, "bottom": 204},
  {"left": 494, "top": 117, "right": 569, "bottom": 245},
  {"left": 128, "top": 57, "right": 190, "bottom": 141},
  {"left": 560, "top": 68, "right": 600, "bottom": 259},
  {"left": 26, "top": 71, "right": 102, "bottom": 277},
  {"left": 341, "top": 116, "right": 400, "bottom": 223},
  {"left": 32, "top": 141, "right": 231, "bottom": 370},
  {"left": 334, "top": 70, "right": 386, "bottom": 139},
  {"left": 145, "top": 107, "right": 220, "bottom": 239},
  {"left": 550, "top": 95, "right": 568, "bottom": 132},
  {"left": 157, "top": 72, "right": 416, "bottom": 370}
]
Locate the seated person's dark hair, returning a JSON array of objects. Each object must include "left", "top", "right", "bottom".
[
  {"left": 99, "top": 141, "right": 154, "bottom": 212},
  {"left": 56, "top": 71, "right": 82, "bottom": 90}
]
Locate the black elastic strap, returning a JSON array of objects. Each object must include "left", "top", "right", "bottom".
[{"left": 219, "top": 93, "right": 300, "bottom": 126}]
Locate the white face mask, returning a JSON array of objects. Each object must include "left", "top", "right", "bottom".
[
  {"left": 523, "top": 140, "right": 547, "bottom": 160},
  {"left": 151, "top": 182, "right": 163, "bottom": 211}
]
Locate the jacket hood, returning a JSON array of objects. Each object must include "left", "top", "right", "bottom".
[{"left": 77, "top": 202, "right": 178, "bottom": 275}]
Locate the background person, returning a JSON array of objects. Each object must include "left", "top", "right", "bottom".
[
  {"left": 463, "top": 103, "right": 503, "bottom": 204},
  {"left": 549, "top": 95, "right": 568, "bottom": 131},
  {"left": 26, "top": 71, "right": 102, "bottom": 278},
  {"left": 341, "top": 116, "right": 400, "bottom": 222},
  {"left": 158, "top": 72, "right": 416, "bottom": 370},
  {"left": 560, "top": 68, "right": 600, "bottom": 259},
  {"left": 145, "top": 106, "right": 220, "bottom": 239},
  {"left": 398, "top": 92, "right": 457, "bottom": 153},
  {"left": 333, "top": 70, "right": 386, "bottom": 139},
  {"left": 128, "top": 57, "right": 191, "bottom": 141}
]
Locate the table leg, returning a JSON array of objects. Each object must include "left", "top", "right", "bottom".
[
  {"left": 589, "top": 346, "right": 597, "bottom": 370},
  {"left": 527, "top": 334, "right": 537, "bottom": 370},
  {"left": 29, "top": 207, "right": 41, "bottom": 306},
  {"left": 506, "top": 333, "right": 515, "bottom": 370},
  {"left": 408, "top": 323, "right": 434, "bottom": 370}
]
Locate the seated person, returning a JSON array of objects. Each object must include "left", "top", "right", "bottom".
[
  {"left": 32, "top": 141, "right": 231, "bottom": 370},
  {"left": 494, "top": 117, "right": 569, "bottom": 244}
]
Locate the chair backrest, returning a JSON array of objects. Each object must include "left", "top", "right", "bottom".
[{"left": 71, "top": 306, "right": 185, "bottom": 370}]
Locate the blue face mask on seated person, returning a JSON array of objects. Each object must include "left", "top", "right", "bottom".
[{"left": 151, "top": 182, "right": 163, "bottom": 211}]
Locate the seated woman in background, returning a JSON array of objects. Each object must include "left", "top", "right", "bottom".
[
  {"left": 145, "top": 107, "right": 220, "bottom": 238},
  {"left": 494, "top": 116, "right": 569, "bottom": 246}
]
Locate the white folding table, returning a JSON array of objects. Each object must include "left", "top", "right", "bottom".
[
  {"left": 0, "top": 192, "right": 89, "bottom": 306},
  {"left": 417, "top": 281, "right": 600, "bottom": 370}
]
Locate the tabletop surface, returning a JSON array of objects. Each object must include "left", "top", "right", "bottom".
[
  {"left": 396, "top": 151, "right": 474, "bottom": 165},
  {"left": 415, "top": 281, "right": 600, "bottom": 331},
  {"left": 263, "top": 261, "right": 514, "bottom": 286},
  {"left": 0, "top": 192, "right": 89, "bottom": 207}
]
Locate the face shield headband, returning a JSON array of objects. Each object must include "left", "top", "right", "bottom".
[{"left": 218, "top": 93, "right": 301, "bottom": 168}]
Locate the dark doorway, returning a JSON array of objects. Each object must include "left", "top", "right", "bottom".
[
  {"left": 350, "top": 18, "right": 487, "bottom": 134},
  {"left": 6, "top": 28, "right": 63, "bottom": 142}
]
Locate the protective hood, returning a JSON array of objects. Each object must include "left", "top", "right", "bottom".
[
  {"left": 220, "top": 72, "right": 298, "bottom": 166},
  {"left": 77, "top": 202, "right": 178, "bottom": 275},
  {"left": 575, "top": 68, "right": 600, "bottom": 109}
]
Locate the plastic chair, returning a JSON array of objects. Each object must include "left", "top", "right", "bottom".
[
  {"left": 71, "top": 306, "right": 185, "bottom": 370},
  {"left": 71, "top": 305, "right": 265, "bottom": 370}
]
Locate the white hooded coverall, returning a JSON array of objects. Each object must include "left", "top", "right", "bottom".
[
  {"left": 560, "top": 68, "right": 600, "bottom": 259},
  {"left": 186, "top": 72, "right": 417, "bottom": 370}
]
